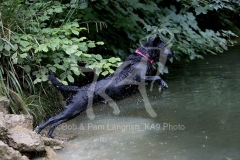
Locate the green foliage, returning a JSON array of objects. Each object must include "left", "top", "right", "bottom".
[
  {"left": 0, "top": 66, "right": 53, "bottom": 124},
  {"left": 177, "top": 0, "right": 240, "bottom": 15},
  {"left": 0, "top": 2, "right": 121, "bottom": 84},
  {"left": 0, "top": 0, "right": 121, "bottom": 121},
  {"left": 77, "top": 0, "right": 238, "bottom": 60},
  {"left": 145, "top": 6, "right": 237, "bottom": 61}
]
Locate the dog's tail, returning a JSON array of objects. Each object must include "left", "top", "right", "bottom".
[{"left": 49, "top": 71, "right": 80, "bottom": 92}]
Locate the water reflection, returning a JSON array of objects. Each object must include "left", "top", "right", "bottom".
[{"left": 37, "top": 46, "right": 240, "bottom": 160}]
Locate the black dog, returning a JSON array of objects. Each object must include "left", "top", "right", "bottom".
[{"left": 35, "top": 35, "right": 174, "bottom": 138}]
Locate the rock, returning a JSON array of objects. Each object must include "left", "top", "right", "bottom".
[
  {"left": 0, "top": 140, "right": 29, "bottom": 160},
  {"left": 4, "top": 114, "right": 33, "bottom": 130},
  {"left": 0, "top": 112, "right": 8, "bottom": 141},
  {"left": 0, "top": 97, "right": 10, "bottom": 114},
  {"left": 45, "top": 146, "right": 57, "bottom": 160},
  {"left": 0, "top": 99, "right": 65, "bottom": 159},
  {"left": 7, "top": 126, "right": 45, "bottom": 152},
  {"left": 42, "top": 137, "right": 64, "bottom": 150}
]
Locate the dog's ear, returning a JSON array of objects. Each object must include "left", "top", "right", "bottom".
[{"left": 153, "top": 35, "right": 162, "bottom": 46}]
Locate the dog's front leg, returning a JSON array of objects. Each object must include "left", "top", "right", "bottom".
[{"left": 144, "top": 76, "right": 168, "bottom": 92}]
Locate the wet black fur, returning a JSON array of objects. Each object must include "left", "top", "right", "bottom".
[{"left": 35, "top": 35, "right": 174, "bottom": 138}]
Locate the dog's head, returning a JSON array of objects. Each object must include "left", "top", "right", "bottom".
[{"left": 139, "top": 35, "right": 174, "bottom": 61}]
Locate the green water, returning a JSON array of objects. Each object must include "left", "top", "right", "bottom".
[{"left": 41, "top": 46, "right": 240, "bottom": 160}]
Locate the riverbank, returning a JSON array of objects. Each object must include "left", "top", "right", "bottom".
[{"left": 0, "top": 96, "right": 65, "bottom": 160}]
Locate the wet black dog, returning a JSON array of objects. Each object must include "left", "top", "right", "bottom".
[{"left": 35, "top": 35, "right": 174, "bottom": 138}]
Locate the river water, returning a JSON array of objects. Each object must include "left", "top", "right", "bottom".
[{"left": 37, "top": 46, "right": 240, "bottom": 160}]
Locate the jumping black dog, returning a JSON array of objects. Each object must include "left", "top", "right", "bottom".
[{"left": 35, "top": 35, "right": 174, "bottom": 138}]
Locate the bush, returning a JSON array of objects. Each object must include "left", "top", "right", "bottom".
[
  {"left": 78, "top": 0, "right": 238, "bottom": 60},
  {"left": 0, "top": 0, "right": 121, "bottom": 122}
]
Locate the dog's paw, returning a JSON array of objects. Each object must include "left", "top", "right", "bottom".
[
  {"left": 47, "top": 134, "right": 55, "bottom": 139},
  {"left": 160, "top": 79, "right": 168, "bottom": 89}
]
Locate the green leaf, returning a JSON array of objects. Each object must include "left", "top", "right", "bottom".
[
  {"left": 101, "top": 71, "right": 109, "bottom": 76},
  {"left": 71, "top": 22, "right": 79, "bottom": 27},
  {"left": 19, "top": 53, "right": 28, "bottom": 58},
  {"left": 19, "top": 40, "right": 30, "bottom": 47},
  {"left": 95, "top": 67, "right": 102, "bottom": 75},
  {"left": 103, "top": 63, "right": 111, "bottom": 68},
  {"left": 71, "top": 66, "right": 80, "bottom": 75},
  {"left": 79, "top": 42, "right": 86, "bottom": 47},
  {"left": 54, "top": 7, "right": 63, "bottom": 13},
  {"left": 75, "top": 51, "right": 82, "bottom": 56},
  {"left": 79, "top": 1, "right": 88, "bottom": 9},
  {"left": 39, "top": 15, "right": 50, "bottom": 21},
  {"left": 49, "top": 66, "right": 56, "bottom": 72},
  {"left": 4, "top": 44, "right": 11, "bottom": 51},
  {"left": 24, "top": 46, "right": 32, "bottom": 52},
  {"left": 144, "top": 25, "right": 152, "bottom": 32},
  {"left": 65, "top": 45, "right": 78, "bottom": 55},
  {"left": 186, "top": 12, "right": 195, "bottom": 21},
  {"left": 94, "top": 54, "right": 102, "bottom": 60},
  {"left": 82, "top": 54, "right": 91, "bottom": 58},
  {"left": 54, "top": 58, "right": 61, "bottom": 64},
  {"left": 20, "top": 35, "right": 28, "bottom": 41},
  {"left": 79, "top": 37, "right": 87, "bottom": 41},
  {"left": 12, "top": 44, "right": 18, "bottom": 51},
  {"left": 67, "top": 75, "right": 74, "bottom": 83},
  {"left": 71, "top": 29, "right": 79, "bottom": 35},
  {"left": 11, "top": 52, "right": 18, "bottom": 59},
  {"left": 108, "top": 57, "right": 121, "bottom": 63},
  {"left": 108, "top": 68, "right": 114, "bottom": 74},
  {"left": 49, "top": 38, "right": 60, "bottom": 51},
  {"left": 61, "top": 81, "right": 68, "bottom": 85},
  {"left": 24, "top": 65, "right": 31, "bottom": 73},
  {"left": 54, "top": 64, "right": 65, "bottom": 70},
  {"left": 38, "top": 44, "right": 48, "bottom": 52},
  {"left": 34, "top": 78, "right": 41, "bottom": 84},
  {"left": 162, "top": 66, "right": 169, "bottom": 74},
  {"left": 47, "top": 8, "right": 54, "bottom": 14},
  {"left": 41, "top": 75, "right": 48, "bottom": 81},
  {"left": 79, "top": 46, "right": 88, "bottom": 52},
  {"left": 3, "top": 51, "right": 10, "bottom": 56},
  {"left": 96, "top": 41, "right": 104, "bottom": 45},
  {"left": 190, "top": 53, "right": 196, "bottom": 60},
  {"left": 96, "top": 62, "right": 104, "bottom": 68},
  {"left": 13, "top": 58, "right": 18, "bottom": 64},
  {"left": 88, "top": 42, "right": 96, "bottom": 48}
]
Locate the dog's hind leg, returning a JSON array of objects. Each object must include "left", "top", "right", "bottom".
[
  {"left": 46, "top": 119, "right": 67, "bottom": 138},
  {"left": 35, "top": 116, "right": 57, "bottom": 135},
  {"left": 36, "top": 109, "right": 79, "bottom": 137}
]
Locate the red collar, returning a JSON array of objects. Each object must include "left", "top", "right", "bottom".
[{"left": 135, "top": 49, "right": 154, "bottom": 64}]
